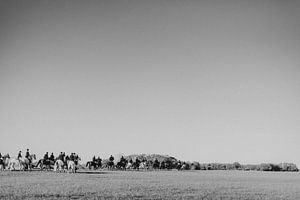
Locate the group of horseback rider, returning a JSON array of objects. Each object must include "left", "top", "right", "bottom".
[
  {"left": 16, "top": 149, "right": 33, "bottom": 164},
  {"left": 3, "top": 149, "right": 80, "bottom": 169},
  {"left": 57, "top": 152, "right": 80, "bottom": 165},
  {"left": 87, "top": 155, "right": 115, "bottom": 169}
]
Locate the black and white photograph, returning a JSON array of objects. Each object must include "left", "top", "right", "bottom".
[{"left": 0, "top": 0, "right": 300, "bottom": 199}]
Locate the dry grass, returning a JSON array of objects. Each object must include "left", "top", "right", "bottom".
[{"left": 0, "top": 170, "right": 300, "bottom": 199}]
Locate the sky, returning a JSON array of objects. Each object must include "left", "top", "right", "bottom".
[{"left": 0, "top": 0, "right": 299, "bottom": 166}]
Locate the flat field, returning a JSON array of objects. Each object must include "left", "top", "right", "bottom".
[{"left": 0, "top": 170, "right": 300, "bottom": 199}]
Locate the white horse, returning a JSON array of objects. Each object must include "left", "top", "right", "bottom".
[
  {"left": 8, "top": 158, "right": 23, "bottom": 171},
  {"left": 67, "top": 160, "right": 76, "bottom": 173},
  {"left": 54, "top": 160, "right": 65, "bottom": 172},
  {"left": 0, "top": 154, "right": 9, "bottom": 171},
  {"left": 126, "top": 162, "right": 133, "bottom": 170},
  {"left": 139, "top": 162, "right": 148, "bottom": 171}
]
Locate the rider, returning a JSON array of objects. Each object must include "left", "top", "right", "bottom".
[
  {"left": 92, "top": 156, "right": 96, "bottom": 163},
  {"left": 25, "top": 149, "right": 30, "bottom": 159},
  {"left": 43, "top": 152, "right": 49, "bottom": 160},
  {"left": 70, "top": 153, "right": 75, "bottom": 161},
  {"left": 62, "top": 152, "right": 66, "bottom": 162},
  {"left": 25, "top": 149, "right": 31, "bottom": 165},
  {"left": 120, "top": 156, "right": 126, "bottom": 163},
  {"left": 49, "top": 153, "right": 55, "bottom": 162},
  {"left": 58, "top": 152, "right": 62, "bottom": 160},
  {"left": 17, "top": 151, "right": 22, "bottom": 160},
  {"left": 97, "top": 156, "right": 102, "bottom": 168},
  {"left": 109, "top": 155, "right": 114, "bottom": 162},
  {"left": 74, "top": 153, "right": 79, "bottom": 165}
]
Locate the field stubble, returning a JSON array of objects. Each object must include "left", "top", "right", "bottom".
[{"left": 0, "top": 170, "right": 300, "bottom": 199}]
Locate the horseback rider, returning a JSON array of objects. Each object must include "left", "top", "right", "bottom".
[
  {"left": 97, "top": 156, "right": 102, "bottom": 168},
  {"left": 120, "top": 156, "right": 126, "bottom": 163},
  {"left": 17, "top": 151, "right": 22, "bottom": 160},
  {"left": 74, "top": 153, "right": 79, "bottom": 165},
  {"left": 58, "top": 152, "right": 63, "bottom": 161},
  {"left": 75, "top": 153, "right": 79, "bottom": 161},
  {"left": 70, "top": 153, "right": 75, "bottom": 161},
  {"left": 92, "top": 156, "right": 96, "bottom": 163},
  {"left": 49, "top": 153, "right": 55, "bottom": 162},
  {"left": 44, "top": 152, "right": 49, "bottom": 160},
  {"left": 62, "top": 152, "right": 66, "bottom": 162},
  {"left": 25, "top": 149, "right": 30, "bottom": 159},
  {"left": 25, "top": 149, "right": 31, "bottom": 166},
  {"left": 109, "top": 155, "right": 114, "bottom": 162}
]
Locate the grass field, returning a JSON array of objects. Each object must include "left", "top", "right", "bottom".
[{"left": 0, "top": 170, "right": 300, "bottom": 199}]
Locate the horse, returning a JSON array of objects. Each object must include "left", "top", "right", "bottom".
[
  {"left": 19, "top": 154, "right": 36, "bottom": 171},
  {"left": 116, "top": 159, "right": 128, "bottom": 170},
  {"left": 107, "top": 160, "right": 114, "bottom": 170},
  {"left": 101, "top": 159, "right": 114, "bottom": 170},
  {"left": 0, "top": 154, "right": 10, "bottom": 171},
  {"left": 36, "top": 159, "right": 55, "bottom": 170},
  {"left": 139, "top": 161, "right": 148, "bottom": 171},
  {"left": 132, "top": 160, "right": 141, "bottom": 170},
  {"left": 54, "top": 159, "right": 65, "bottom": 172},
  {"left": 86, "top": 161, "right": 100, "bottom": 170},
  {"left": 7, "top": 158, "right": 23, "bottom": 171},
  {"left": 67, "top": 160, "right": 76, "bottom": 173},
  {"left": 125, "top": 162, "right": 133, "bottom": 170}
]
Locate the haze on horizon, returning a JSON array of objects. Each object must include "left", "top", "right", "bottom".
[{"left": 0, "top": 0, "right": 299, "bottom": 166}]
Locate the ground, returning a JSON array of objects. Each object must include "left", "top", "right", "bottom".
[{"left": 0, "top": 170, "right": 300, "bottom": 199}]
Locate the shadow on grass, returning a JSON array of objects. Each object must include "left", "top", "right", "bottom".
[{"left": 76, "top": 170, "right": 111, "bottom": 175}]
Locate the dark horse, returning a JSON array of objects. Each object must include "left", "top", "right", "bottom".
[
  {"left": 107, "top": 161, "right": 114, "bottom": 170},
  {"left": 86, "top": 160, "right": 102, "bottom": 170},
  {"left": 36, "top": 159, "right": 55, "bottom": 170},
  {"left": 116, "top": 157, "right": 128, "bottom": 170}
]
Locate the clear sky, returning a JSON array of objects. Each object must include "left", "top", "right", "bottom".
[{"left": 0, "top": 0, "right": 299, "bottom": 166}]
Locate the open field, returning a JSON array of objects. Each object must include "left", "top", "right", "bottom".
[{"left": 0, "top": 170, "right": 300, "bottom": 199}]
